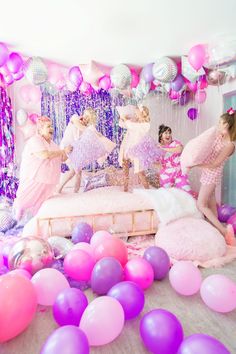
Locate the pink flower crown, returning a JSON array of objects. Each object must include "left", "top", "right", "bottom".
[{"left": 227, "top": 107, "right": 235, "bottom": 115}]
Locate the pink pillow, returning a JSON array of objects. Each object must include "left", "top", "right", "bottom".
[{"left": 181, "top": 126, "right": 217, "bottom": 174}]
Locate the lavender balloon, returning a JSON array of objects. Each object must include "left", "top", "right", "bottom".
[
  {"left": 71, "top": 222, "right": 93, "bottom": 244},
  {"left": 187, "top": 108, "right": 198, "bottom": 120},
  {"left": 218, "top": 204, "right": 236, "bottom": 223},
  {"left": 141, "top": 63, "right": 154, "bottom": 83},
  {"left": 178, "top": 334, "right": 230, "bottom": 354},
  {"left": 40, "top": 326, "right": 89, "bottom": 354},
  {"left": 108, "top": 281, "right": 145, "bottom": 320},
  {"left": 91, "top": 257, "right": 123, "bottom": 295},
  {"left": 53, "top": 288, "right": 88, "bottom": 326},
  {"left": 140, "top": 309, "right": 184, "bottom": 354},
  {"left": 179, "top": 91, "right": 190, "bottom": 106},
  {"left": 68, "top": 66, "right": 83, "bottom": 88},
  {"left": 170, "top": 74, "right": 185, "bottom": 92},
  {"left": 227, "top": 212, "right": 236, "bottom": 233},
  {"left": 143, "top": 246, "right": 170, "bottom": 280}
]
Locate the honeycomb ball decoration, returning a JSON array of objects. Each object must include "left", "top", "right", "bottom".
[
  {"left": 24, "top": 56, "right": 48, "bottom": 85},
  {"left": 110, "top": 64, "right": 132, "bottom": 90},
  {"left": 8, "top": 237, "right": 54, "bottom": 275}
]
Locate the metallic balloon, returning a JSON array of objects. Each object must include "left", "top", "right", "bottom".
[
  {"left": 48, "top": 236, "right": 73, "bottom": 259},
  {"left": 0, "top": 210, "right": 16, "bottom": 233},
  {"left": 8, "top": 237, "right": 54, "bottom": 274},
  {"left": 152, "top": 57, "right": 178, "bottom": 83},
  {"left": 110, "top": 64, "right": 131, "bottom": 90},
  {"left": 24, "top": 56, "right": 48, "bottom": 85},
  {"left": 207, "top": 70, "right": 226, "bottom": 85}
]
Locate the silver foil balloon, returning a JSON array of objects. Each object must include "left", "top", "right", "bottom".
[
  {"left": 8, "top": 237, "right": 54, "bottom": 274},
  {"left": 110, "top": 64, "right": 131, "bottom": 90},
  {"left": 0, "top": 209, "right": 15, "bottom": 232},
  {"left": 41, "top": 81, "right": 58, "bottom": 96},
  {"left": 207, "top": 70, "right": 226, "bottom": 86},
  {"left": 153, "top": 57, "right": 178, "bottom": 83},
  {"left": 48, "top": 236, "right": 73, "bottom": 259},
  {"left": 133, "top": 79, "right": 150, "bottom": 102},
  {"left": 24, "top": 56, "right": 48, "bottom": 85}
]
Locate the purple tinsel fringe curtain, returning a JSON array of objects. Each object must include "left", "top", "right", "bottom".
[
  {"left": 41, "top": 88, "right": 135, "bottom": 169},
  {"left": 0, "top": 87, "right": 18, "bottom": 200}
]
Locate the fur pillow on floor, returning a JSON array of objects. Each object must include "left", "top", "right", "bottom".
[{"left": 155, "top": 217, "right": 226, "bottom": 263}]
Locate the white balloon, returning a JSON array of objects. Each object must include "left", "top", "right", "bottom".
[{"left": 16, "top": 109, "right": 28, "bottom": 126}]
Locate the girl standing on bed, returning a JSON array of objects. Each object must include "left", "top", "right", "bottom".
[
  {"left": 118, "top": 105, "right": 150, "bottom": 192},
  {"left": 58, "top": 108, "right": 115, "bottom": 193},
  {"left": 158, "top": 124, "right": 194, "bottom": 195},
  {"left": 192, "top": 108, "right": 236, "bottom": 245}
]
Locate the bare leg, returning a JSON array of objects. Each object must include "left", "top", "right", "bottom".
[
  {"left": 57, "top": 169, "right": 75, "bottom": 193},
  {"left": 123, "top": 159, "right": 130, "bottom": 192},
  {"left": 138, "top": 171, "right": 149, "bottom": 189},
  {"left": 74, "top": 170, "right": 82, "bottom": 192},
  {"left": 197, "top": 183, "right": 235, "bottom": 245}
]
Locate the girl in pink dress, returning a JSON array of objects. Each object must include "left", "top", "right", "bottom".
[
  {"left": 158, "top": 124, "right": 193, "bottom": 195},
  {"left": 118, "top": 106, "right": 150, "bottom": 191},
  {"left": 192, "top": 109, "right": 236, "bottom": 245},
  {"left": 13, "top": 116, "right": 72, "bottom": 221},
  {"left": 58, "top": 108, "right": 116, "bottom": 193}
]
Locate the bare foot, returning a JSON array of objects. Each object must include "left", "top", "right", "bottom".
[{"left": 225, "top": 224, "right": 236, "bottom": 246}]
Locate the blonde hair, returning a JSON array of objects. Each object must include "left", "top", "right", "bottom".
[
  {"left": 83, "top": 108, "right": 97, "bottom": 125},
  {"left": 37, "top": 116, "right": 51, "bottom": 133},
  {"left": 220, "top": 112, "right": 236, "bottom": 141},
  {"left": 138, "top": 105, "right": 150, "bottom": 122}
]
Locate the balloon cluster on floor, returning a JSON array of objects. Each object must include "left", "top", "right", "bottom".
[
  {"left": 0, "top": 222, "right": 235, "bottom": 353},
  {"left": 218, "top": 203, "right": 236, "bottom": 233}
]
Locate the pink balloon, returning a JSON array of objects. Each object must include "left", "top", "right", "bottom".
[
  {"left": 130, "top": 68, "right": 140, "bottom": 88},
  {"left": 124, "top": 257, "right": 154, "bottom": 290},
  {"left": 195, "top": 90, "right": 207, "bottom": 104},
  {"left": 13, "top": 70, "right": 24, "bottom": 81},
  {"left": 94, "top": 237, "right": 128, "bottom": 267},
  {"left": 169, "top": 261, "right": 202, "bottom": 296},
  {"left": 90, "top": 230, "right": 111, "bottom": 248},
  {"left": 0, "top": 43, "right": 8, "bottom": 67},
  {"left": 64, "top": 249, "right": 95, "bottom": 281},
  {"left": 19, "top": 85, "right": 32, "bottom": 103},
  {"left": 169, "top": 90, "right": 181, "bottom": 100},
  {"left": 200, "top": 274, "right": 236, "bottom": 313},
  {"left": 72, "top": 242, "right": 95, "bottom": 261},
  {"left": 188, "top": 44, "right": 206, "bottom": 71},
  {"left": 47, "top": 63, "right": 64, "bottom": 85},
  {"left": 6, "top": 52, "right": 23, "bottom": 74},
  {"left": 80, "top": 296, "right": 125, "bottom": 346},
  {"left": 4, "top": 73, "right": 14, "bottom": 85},
  {"left": 0, "top": 274, "right": 37, "bottom": 342},
  {"left": 187, "top": 81, "right": 198, "bottom": 92},
  {"left": 98, "top": 75, "right": 111, "bottom": 90},
  {"left": 28, "top": 113, "right": 39, "bottom": 124},
  {"left": 9, "top": 269, "right": 32, "bottom": 279},
  {"left": 31, "top": 268, "right": 69, "bottom": 306},
  {"left": 29, "top": 86, "right": 41, "bottom": 103},
  {"left": 80, "top": 81, "right": 93, "bottom": 95},
  {"left": 199, "top": 76, "right": 208, "bottom": 89},
  {"left": 69, "top": 66, "right": 83, "bottom": 88}
]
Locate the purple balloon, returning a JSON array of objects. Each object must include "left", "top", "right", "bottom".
[
  {"left": 71, "top": 222, "right": 93, "bottom": 244},
  {"left": 40, "top": 325, "right": 89, "bottom": 354},
  {"left": 108, "top": 281, "right": 145, "bottom": 320},
  {"left": 170, "top": 74, "right": 185, "bottom": 92},
  {"left": 227, "top": 212, "right": 236, "bottom": 234},
  {"left": 178, "top": 334, "right": 230, "bottom": 354},
  {"left": 179, "top": 91, "right": 190, "bottom": 106},
  {"left": 140, "top": 309, "right": 184, "bottom": 354},
  {"left": 218, "top": 204, "right": 236, "bottom": 223},
  {"left": 141, "top": 63, "right": 154, "bottom": 83},
  {"left": 187, "top": 108, "right": 198, "bottom": 120},
  {"left": 0, "top": 43, "right": 8, "bottom": 67},
  {"left": 53, "top": 288, "right": 88, "bottom": 326},
  {"left": 91, "top": 257, "right": 123, "bottom": 295},
  {"left": 143, "top": 246, "right": 170, "bottom": 280},
  {"left": 68, "top": 66, "right": 83, "bottom": 88},
  {"left": 6, "top": 52, "right": 23, "bottom": 74}
]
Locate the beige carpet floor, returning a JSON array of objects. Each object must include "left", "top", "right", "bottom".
[{"left": 0, "top": 261, "right": 236, "bottom": 354}]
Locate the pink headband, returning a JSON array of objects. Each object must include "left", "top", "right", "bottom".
[{"left": 227, "top": 107, "right": 235, "bottom": 115}]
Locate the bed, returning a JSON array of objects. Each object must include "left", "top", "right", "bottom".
[{"left": 23, "top": 186, "right": 158, "bottom": 238}]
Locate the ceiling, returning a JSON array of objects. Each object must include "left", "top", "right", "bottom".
[{"left": 1, "top": 0, "right": 236, "bottom": 67}]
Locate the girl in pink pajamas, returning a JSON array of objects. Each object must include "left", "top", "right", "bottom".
[
  {"left": 192, "top": 108, "right": 236, "bottom": 245},
  {"left": 158, "top": 124, "right": 193, "bottom": 195}
]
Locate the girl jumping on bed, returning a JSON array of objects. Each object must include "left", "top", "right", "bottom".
[
  {"left": 58, "top": 108, "right": 115, "bottom": 193},
  {"left": 158, "top": 124, "right": 194, "bottom": 195},
  {"left": 192, "top": 108, "right": 236, "bottom": 245},
  {"left": 118, "top": 105, "right": 150, "bottom": 192}
]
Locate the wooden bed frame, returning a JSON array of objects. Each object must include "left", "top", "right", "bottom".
[{"left": 36, "top": 208, "right": 157, "bottom": 238}]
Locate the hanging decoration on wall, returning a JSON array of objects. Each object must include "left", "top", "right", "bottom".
[{"left": 0, "top": 87, "right": 18, "bottom": 200}]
